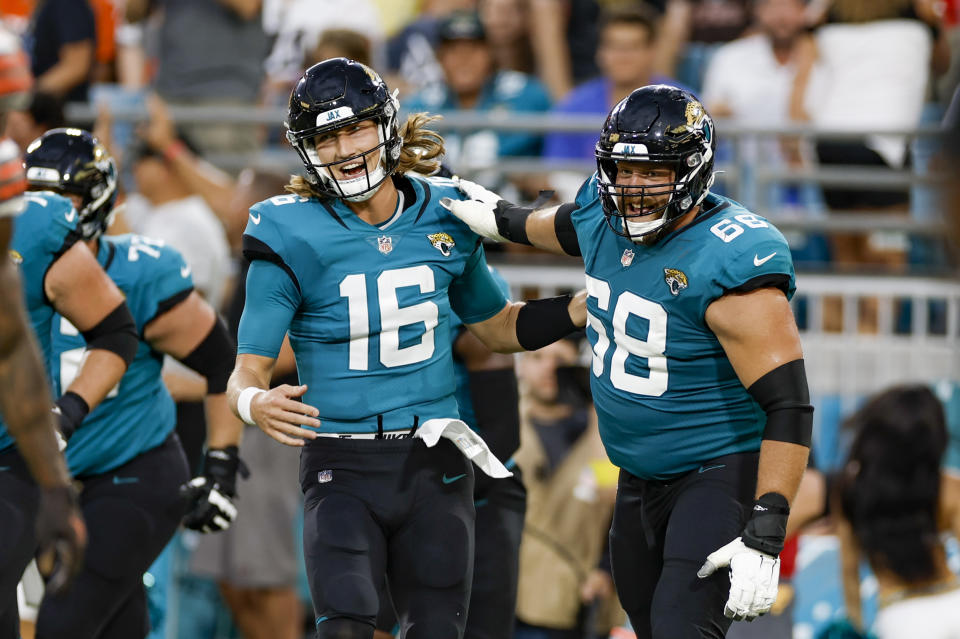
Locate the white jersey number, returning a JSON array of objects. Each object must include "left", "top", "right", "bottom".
[
  {"left": 339, "top": 266, "right": 438, "bottom": 370},
  {"left": 585, "top": 274, "right": 668, "bottom": 396}
]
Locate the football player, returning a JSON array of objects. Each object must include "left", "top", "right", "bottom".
[
  {"left": 21, "top": 128, "right": 244, "bottom": 639},
  {"left": 375, "top": 266, "right": 526, "bottom": 639},
  {"left": 0, "top": 29, "right": 88, "bottom": 636},
  {"left": 441, "top": 85, "right": 812, "bottom": 638},
  {"left": 227, "top": 57, "right": 585, "bottom": 639}
]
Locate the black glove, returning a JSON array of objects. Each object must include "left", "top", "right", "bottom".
[
  {"left": 181, "top": 447, "right": 248, "bottom": 533},
  {"left": 52, "top": 392, "right": 89, "bottom": 448},
  {"left": 36, "top": 484, "right": 86, "bottom": 594}
]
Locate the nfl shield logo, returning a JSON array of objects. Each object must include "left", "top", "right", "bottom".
[
  {"left": 318, "top": 470, "right": 333, "bottom": 483},
  {"left": 378, "top": 236, "right": 393, "bottom": 254},
  {"left": 621, "top": 248, "right": 634, "bottom": 267}
]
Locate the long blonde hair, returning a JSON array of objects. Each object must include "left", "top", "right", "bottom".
[{"left": 285, "top": 112, "right": 446, "bottom": 199}]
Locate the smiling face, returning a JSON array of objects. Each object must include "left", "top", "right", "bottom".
[
  {"left": 614, "top": 160, "right": 676, "bottom": 220},
  {"left": 310, "top": 119, "right": 383, "bottom": 182}
]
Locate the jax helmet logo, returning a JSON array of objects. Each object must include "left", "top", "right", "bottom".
[
  {"left": 427, "top": 232, "right": 455, "bottom": 257},
  {"left": 663, "top": 268, "right": 688, "bottom": 296}
]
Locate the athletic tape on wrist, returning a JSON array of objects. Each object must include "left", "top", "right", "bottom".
[{"left": 236, "top": 387, "right": 265, "bottom": 425}]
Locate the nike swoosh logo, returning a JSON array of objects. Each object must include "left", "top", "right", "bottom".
[
  {"left": 181, "top": 265, "right": 191, "bottom": 278},
  {"left": 698, "top": 464, "right": 726, "bottom": 474},
  {"left": 249, "top": 212, "right": 261, "bottom": 225},
  {"left": 754, "top": 252, "right": 776, "bottom": 266},
  {"left": 65, "top": 208, "right": 77, "bottom": 222},
  {"left": 442, "top": 473, "right": 467, "bottom": 485},
  {"left": 112, "top": 476, "right": 139, "bottom": 485}
]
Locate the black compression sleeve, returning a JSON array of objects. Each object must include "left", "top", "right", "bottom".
[
  {"left": 80, "top": 301, "right": 138, "bottom": 366},
  {"left": 179, "top": 316, "right": 235, "bottom": 394},
  {"left": 747, "top": 359, "right": 813, "bottom": 447},
  {"left": 466, "top": 368, "right": 521, "bottom": 461},
  {"left": 554, "top": 203, "right": 581, "bottom": 256},
  {"left": 516, "top": 295, "right": 578, "bottom": 351}
]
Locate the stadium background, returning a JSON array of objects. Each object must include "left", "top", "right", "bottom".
[{"left": 4, "top": 0, "right": 959, "bottom": 637}]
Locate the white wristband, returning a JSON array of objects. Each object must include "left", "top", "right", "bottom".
[{"left": 237, "top": 387, "right": 265, "bottom": 425}]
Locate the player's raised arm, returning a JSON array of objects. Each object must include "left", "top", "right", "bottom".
[
  {"left": 44, "top": 240, "right": 139, "bottom": 441},
  {"left": 439, "top": 177, "right": 582, "bottom": 257}
]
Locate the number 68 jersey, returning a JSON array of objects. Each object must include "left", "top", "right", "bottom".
[
  {"left": 571, "top": 175, "right": 796, "bottom": 480},
  {"left": 238, "top": 175, "right": 508, "bottom": 434}
]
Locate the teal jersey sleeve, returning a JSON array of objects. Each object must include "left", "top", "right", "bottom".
[
  {"left": 104, "top": 236, "right": 195, "bottom": 331},
  {"left": 448, "top": 243, "right": 508, "bottom": 324},
  {"left": 237, "top": 259, "right": 301, "bottom": 358},
  {"left": 706, "top": 206, "right": 796, "bottom": 303}
]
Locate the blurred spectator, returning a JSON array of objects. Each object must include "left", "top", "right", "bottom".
[
  {"left": 656, "top": 0, "right": 751, "bottom": 90},
  {"left": 529, "top": 0, "right": 609, "bottom": 101},
  {"left": 796, "top": 0, "right": 942, "bottom": 270},
  {"left": 383, "top": 0, "right": 475, "bottom": 96},
  {"left": 122, "top": 131, "right": 231, "bottom": 309},
  {"left": 405, "top": 10, "right": 551, "bottom": 170},
  {"left": 836, "top": 385, "right": 960, "bottom": 638},
  {"left": 27, "top": 0, "right": 96, "bottom": 102},
  {"left": 513, "top": 339, "right": 624, "bottom": 639},
  {"left": 89, "top": 0, "right": 120, "bottom": 83},
  {"left": 702, "top": 0, "right": 814, "bottom": 123},
  {"left": 262, "top": 0, "right": 382, "bottom": 93},
  {"left": 542, "top": 5, "right": 683, "bottom": 167},
  {"left": 307, "top": 29, "right": 373, "bottom": 68},
  {"left": 479, "top": 0, "right": 535, "bottom": 73},
  {"left": 4, "top": 91, "right": 64, "bottom": 153},
  {"left": 141, "top": 0, "right": 269, "bottom": 157}
]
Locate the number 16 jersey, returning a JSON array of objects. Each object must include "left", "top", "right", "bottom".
[
  {"left": 572, "top": 175, "right": 796, "bottom": 480},
  {"left": 238, "top": 175, "right": 508, "bottom": 434}
]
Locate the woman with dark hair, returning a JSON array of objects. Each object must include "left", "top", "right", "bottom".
[{"left": 837, "top": 385, "right": 960, "bottom": 637}]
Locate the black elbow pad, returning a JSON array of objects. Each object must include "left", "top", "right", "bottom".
[
  {"left": 179, "top": 316, "right": 236, "bottom": 394},
  {"left": 747, "top": 359, "right": 814, "bottom": 447},
  {"left": 80, "top": 301, "right": 139, "bottom": 366}
]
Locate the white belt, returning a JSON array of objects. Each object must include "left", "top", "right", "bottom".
[
  {"left": 312, "top": 419, "right": 512, "bottom": 479},
  {"left": 313, "top": 431, "right": 409, "bottom": 440}
]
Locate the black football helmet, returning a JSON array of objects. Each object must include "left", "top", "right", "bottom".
[
  {"left": 595, "top": 85, "right": 716, "bottom": 243},
  {"left": 24, "top": 128, "right": 118, "bottom": 240},
  {"left": 286, "top": 58, "right": 402, "bottom": 202}
]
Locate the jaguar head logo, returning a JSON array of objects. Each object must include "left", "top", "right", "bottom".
[{"left": 664, "top": 268, "right": 688, "bottom": 296}]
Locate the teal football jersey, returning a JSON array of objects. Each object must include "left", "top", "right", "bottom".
[
  {"left": 49, "top": 234, "right": 193, "bottom": 476},
  {"left": 0, "top": 192, "right": 82, "bottom": 453},
  {"left": 572, "top": 175, "right": 796, "bottom": 480},
  {"left": 934, "top": 380, "right": 960, "bottom": 474},
  {"left": 238, "top": 175, "right": 509, "bottom": 434}
]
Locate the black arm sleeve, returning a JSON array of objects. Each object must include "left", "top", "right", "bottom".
[
  {"left": 747, "top": 359, "right": 813, "bottom": 447},
  {"left": 554, "top": 203, "right": 581, "bottom": 257},
  {"left": 516, "top": 295, "right": 578, "bottom": 351},
  {"left": 80, "top": 301, "right": 138, "bottom": 366},
  {"left": 467, "top": 368, "right": 521, "bottom": 461},
  {"left": 179, "top": 316, "right": 236, "bottom": 395}
]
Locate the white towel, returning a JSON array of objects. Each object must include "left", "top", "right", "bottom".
[{"left": 415, "top": 418, "right": 513, "bottom": 479}]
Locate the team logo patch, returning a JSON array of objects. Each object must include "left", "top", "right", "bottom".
[
  {"left": 318, "top": 470, "right": 333, "bottom": 483},
  {"left": 664, "top": 268, "right": 688, "bottom": 296},
  {"left": 427, "top": 232, "right": 455, "bottom": 257},
  {"left": 8, "top": 249, "right": 21, "bottom": 266},
  {"left": 621, "top": 248, "right": 634, "bottom": 267},
  {"left": 377, "top": 235, "right": 393, "bottom": 255}
]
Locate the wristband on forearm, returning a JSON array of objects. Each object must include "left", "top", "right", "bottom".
[
  {"left": 53, "top": 391, "right": 89, "bottom": 441},
  {"left": 741, "top": 492, "right": 790, "bottom": 556},
  {"left": 493, "top": 200, "right": 533, "bottom": 246},
  {"left": 236, "top": 387, "right": 264, "bottom": 425}
]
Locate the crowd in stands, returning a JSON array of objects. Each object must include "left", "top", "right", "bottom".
[{"left": 1, "top": 1, "right": 958, "bottom": 639}]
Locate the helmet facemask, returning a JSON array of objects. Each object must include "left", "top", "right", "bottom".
[
  {"left": 287, "top": 88, "right": 403, "bottom": 203},
  {"left": 596, "top": 142, "right": 714, "bottom": 244}
]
